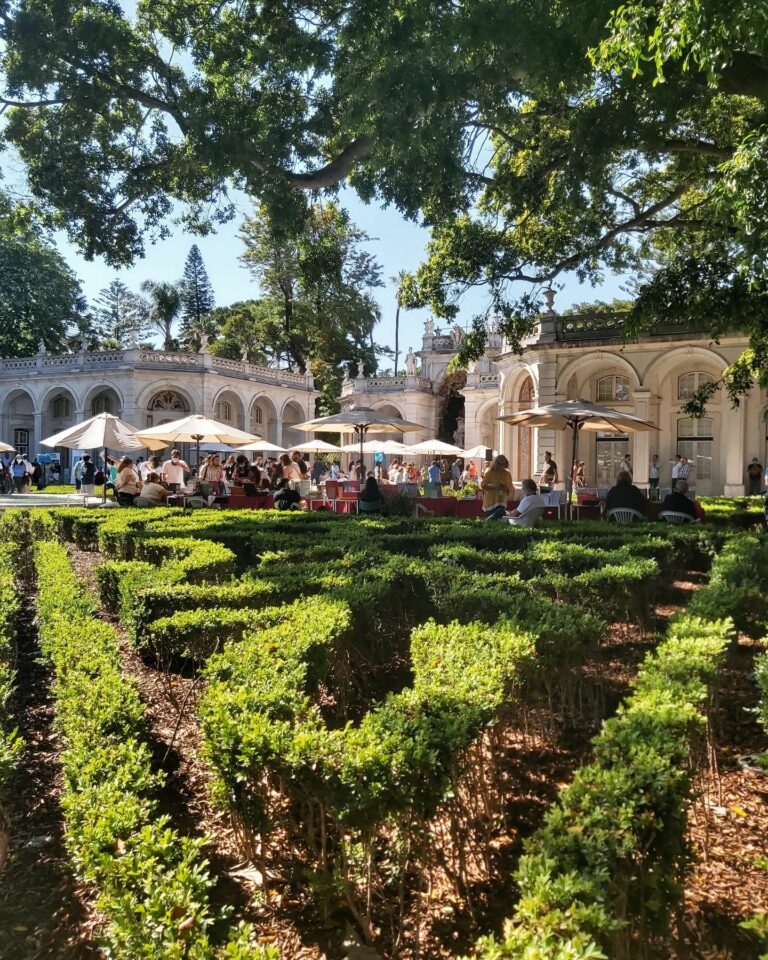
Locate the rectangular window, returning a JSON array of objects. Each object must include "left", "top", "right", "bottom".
[
  {"left": 595, "top": 432, "right": 629, "bottom": 486},
  {"left": 677, "top": 418, "right": 713, "bottom": 481},
  {"left": 13, "top": 429, "right": 29, "bottom": 457}
]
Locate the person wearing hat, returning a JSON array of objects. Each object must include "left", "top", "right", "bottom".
[{"left": 747, "top": 456, "right": 763, "bottom": 495}]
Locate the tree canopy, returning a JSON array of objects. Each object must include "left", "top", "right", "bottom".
[
  {"left": 0, "top": 190, "right": 84, "bottom": 356},
  {"left": 212, "top": 202, "right": 383, "bottom": 411},
  {"left": 3, "top": 0, "right": 768, "bottom": 395}
]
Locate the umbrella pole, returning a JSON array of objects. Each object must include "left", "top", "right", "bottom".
[
  {"left": 568, "top": 421, "right": 580, "bottom": 512},
  {"left": 359, "top": 426, "right": 366, "bottom": 479},
  {"left": 103, "top": 445, "right": 107, "bottom": 504}
]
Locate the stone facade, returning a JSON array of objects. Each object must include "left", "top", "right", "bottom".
[
  {"left": 0, "top": 344, "right": 319, "bottom": 468},
  {"left": 341, "top": 312, "right": 768, "bottom": 495}
]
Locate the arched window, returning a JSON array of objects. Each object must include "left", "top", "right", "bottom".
[
  {"left": 91, "top": 395, "right": 113, "bottom": 415},
  {"left": 678, "top": 372, "right": 715, "bottom": 400},
  {"left": 596, "top": 375, "right": 630, "bottom": 403},
  {"left": 216, "top": 400, "right": 233, "bottom": 422},
  {"left": 52, "top": 396, "right": 70, "bottom": 418},
  {"left": 147, "top": 391, "right": 187, "bottom": 412},
  {"left": 252, "top": 406, "right": 263, "bottom": 425}
]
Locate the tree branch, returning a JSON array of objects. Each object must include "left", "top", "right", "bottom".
[
  {"left": 718, "top": 52, "right": 768, "bottom": 103},
  {"left": 275, "top": 135, "right": 373, "bottom": 189},
  {"left": 641, "top": 138, "right": 732, "bottom": 159},
  {"left": 1, "top": 95, "right": 67, "bottom": 107}
]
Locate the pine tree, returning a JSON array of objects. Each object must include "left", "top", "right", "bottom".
[
  {"left": 93, "top": 279, "right": 149, "bottom": 347},
  {"left": 179, "top": 244, "right": 215, "bottom": 346}
]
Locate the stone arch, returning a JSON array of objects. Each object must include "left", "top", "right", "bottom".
[
  {"left": 1, "top": 387, "right": 36, "bottom": 457},
  {"left": 499, "top": 367, "right": 537, "bottom": 478},
  {"left": 367, "top": 402, "right": 406, "bottom": 445},
  {"left": 212, "top": 387, "right": 246, "bottom": 430},
  {"left": 144, "top": 388, "right": 191, "bottom": 426},
  {"left": 280, "top": 399, "right": 306, "bottom": 449},
  {"left": 81, "top": 382, "right": 124, "bottom": 418},
  {"left": 135, "top": 382, "right": 198, "bottom": 426},
  {"left": 249, "top": 394, "right": 278, "bottom": 443},
  {"left": 642, "top": 345, "right": 727, "bottom": 391},
  {"left": 557, "top": 351, "right": 641, "bottom": 400},
  {"left": 643, "top": 346, "right": 728, "bottom": 496},
  {"left": 436, "top": 369, "right": 467, "bottom": 444},
  {"left": 40, "top": 385, "right": 79, "bottom": 471},
  {"left": 474, "top": 398, "right": 499, "bottom": 453}
]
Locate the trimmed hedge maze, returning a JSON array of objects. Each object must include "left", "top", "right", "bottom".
[{"left": 23, "top": 506, "right": 767, "bottom": 957}]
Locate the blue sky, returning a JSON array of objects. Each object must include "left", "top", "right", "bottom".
[{"left": 52, "top": 184, "right": 627, "bottom": 361}]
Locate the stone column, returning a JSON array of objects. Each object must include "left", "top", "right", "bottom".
[
  {"left": 723, "top": 400, "right": 746, "bottom": 496},
  {"left": 33, "top": 410, "right": 42, "bottom": 457},
  {"left": 632, "top": 388, "right": 653, "bottom": 490},
  {"left": 535, "top": 355, "right": 558, "bottom": 478}
]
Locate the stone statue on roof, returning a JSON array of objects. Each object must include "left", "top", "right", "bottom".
[
  {"left": 424, "top": 317, "right": 434, "bottom": 336},
  {"left": 405, "top": 347, "right": 418, "bottom": 376}
]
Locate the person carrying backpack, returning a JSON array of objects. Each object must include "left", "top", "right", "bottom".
[{"left": 79, "top": 455, "right": 96, "bottom": 495}]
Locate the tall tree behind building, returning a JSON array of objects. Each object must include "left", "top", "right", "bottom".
[
  {"left": 93, "top": 280, "right": 150, "bottom": 347},
  {"left": 179, "top": 244, "right": 216, "bottom": 348}
]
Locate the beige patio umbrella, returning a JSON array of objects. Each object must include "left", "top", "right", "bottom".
[
  {"left": 42, "top": 412, "right": 167, "bottom": 501},
  {"left": 498, "top": 399, "right": 659, "bottom": 503},
  {"left": 293, "top": 407, "right": 425, "bottom": 472},
  {"left": 0, "top": 442, "right": 15, "bottom": 453},
  {"left": 461, "top": 444, "right": 498, "bottom": 460},
  {"left": 133, "top": 414, "right": 261, "bottom": 468}
]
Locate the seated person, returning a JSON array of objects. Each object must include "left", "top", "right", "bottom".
[
  {"left": 506, "top": 478, "right": 545, "bottom": 526},
  {"left": 661, "top": 480, "right": 702, "bottom": 520},
  {"left": 272, "top": 478, "right": 302, "bottom": 510},
  {"left": 359, "top": 476, "right": 385, "bottom": 511},
  {"left": 604, "top": 470, "right": 647, "bottom": 517},
  {"left": 139, "top": 472, "right": 170, "bottom": 505}
]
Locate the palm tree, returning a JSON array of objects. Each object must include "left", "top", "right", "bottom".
[
  {"left": 141, "top": 280, "right": 182, "bottom": 351},
  {"left": 392, "top": 271, "right": 407, "bottom": 376}
]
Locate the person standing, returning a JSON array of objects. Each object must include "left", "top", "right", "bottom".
[
  {"left": 678, "top": 456, "right": 692, "bottom": 485},
  {"left": 162, "top": 449, "right": 190, "bottom": 493},
  {"left": 451, "top": 458, "right": 463, "bottom": 489},
  {"left": 670, "top": 454, "right": 682, "bottom": 491},
  {"left": 10, "top": 455, "right": 28, "bottom": 494},
  {"left": 747, "top": 457, "right": 763, "bottom": 495},
  {"left": 79, "top": 455, "right": 96, "bottom": 496},
  {"left": 538, "top": 451, "right": 558, "bottom": 490},
  {"left": 621, "top": 453, "right": 633, "bottom": 478},
  {"left": 649, "top": 454, "right": 660, "bottom": 492},
  {"left": 481, "top": 454, "right": 515, "bottom": 520},
  {"left": 427, "top": 459, "right": 442, "bottom": 485}
]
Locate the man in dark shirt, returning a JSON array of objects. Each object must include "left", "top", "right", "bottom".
[
  {"left": 661, "top": 480, "right": 698, "bottom": 519},
  {"left": 604, "top": 471, "right": 646, "bottom": 516}
]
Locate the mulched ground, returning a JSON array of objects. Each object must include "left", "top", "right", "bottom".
[
  {"left": 0, "top": 593, "right": 99, "bottom": 960},
  {"left": 26, "top": 547, "right": 766, "bottom": 960}
]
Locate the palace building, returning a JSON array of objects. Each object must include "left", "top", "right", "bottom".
[
  {"left": 0, "top": 341, "right": 318, "bottom": 470},
  {"left": 340, "top": 306, "right": 767, "bottom": 496}
]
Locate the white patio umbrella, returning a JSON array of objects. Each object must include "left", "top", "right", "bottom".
[
  {"left": 461, "top": 444, "right": 498, "bottom": 460},
  {"left": 403, "top": 439, "right": 465, "bottom": 456},
  {"left": 498, "top": 399, "right": 659, "bottom": 503},
  {"left": 235, "top": 440, "right": 287, "bottom": 454},
  {"left": 133, "top": 414, "right": 261, "bottom": 468},
  {"left": 42, "top": 412, "right": 167, "bottom": 501},
  {"left": 293, "top": 407, "right": 425, "bottom": 472},
  {"left": 338, "top": 439, "right": 409, "bottom": 454},
  {"left": 0, "top": 441, "right": 15, "bottom": 453},
  {"left": 287, "top": 440, "right": 342, "bottom": 455}
]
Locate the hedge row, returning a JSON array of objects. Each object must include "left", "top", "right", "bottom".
[
  {"left": 199, "top": 610, "right": 536, "bottom": 835},
  {"left": 0, "top": 522, "right": 23, "bottom": 835},
  {"left": 472, "top": 613, "right": 733, "bottom": 959},
  {"left": 687, "top": 534, "right": 768, "bottom": 632},
  {"left": 34, "top": 538, "right": 274, "bottom": 959}
]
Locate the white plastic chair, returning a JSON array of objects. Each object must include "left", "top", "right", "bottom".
[
  {"left": 605, "top": 507, "right": 646, "bottom": 524},
  {"left": 659, "top": 510, "right": 697, "bottom": 524}
]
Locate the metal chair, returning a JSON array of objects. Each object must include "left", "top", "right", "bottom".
[
  {"left": 659, "top": 510, "right": 696, "bottom": 524},
  {"left": 185, "top": 496, "right": 206, "bottom": 510},
  {"left": 506, "top": 506, "right": 545, "bottom": 527},
  {"left": 358, "top": 498, "right": 382, "bottom": 514},
  {"left": 605, "top": 507, "right": 646, "bottom": 524},
  {"left": 133, "top": 496, "right": 155, "bottom": 508}
]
